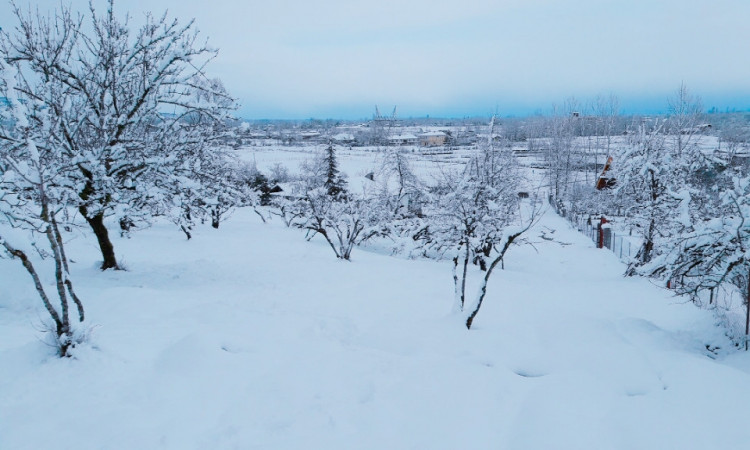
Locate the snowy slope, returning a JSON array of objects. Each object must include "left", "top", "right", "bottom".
[{"left": 1, "top": 208, "right": 750, "bottom": 449}]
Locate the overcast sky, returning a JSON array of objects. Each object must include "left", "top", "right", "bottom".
[{"left": 2, "top": 0, "right": 749, "bottom": 119}]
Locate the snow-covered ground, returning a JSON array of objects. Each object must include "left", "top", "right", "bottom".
[
  {"left": 235, "top": 144, "right": 476, "bottom": 189},
  {"left": 2, "top": 204, "right": 750, "bottom": 449}
]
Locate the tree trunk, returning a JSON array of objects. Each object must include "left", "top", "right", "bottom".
[
  {"left": 1, "top": 235, "right": 75, "bottom": 356},
  {"left": 45, "top": 227, "right": 74, "bottom": 356},
  {"left": 82, "top": 209, "right": 118, "bottom": 270},
  {"left": 642, "top": 219, "right": 655, "bottom": 264},
  {"left": 452, "top": 255, "right": 460, "bottom": 310},
  {"left": 627, "top": 219, "right": 656, "bottom": 277},
  {"left": 466, "top": 233, "right": 520, "bottom": 330},
  {"left": 1, "top": 238, "right": 63, "bottom": 330},
  {"left": 466, "top": 254, "right": 504, "bottom": 330},
  {"left": 50, "top": 216, "right": 84, "bottom": 322},
  {"left": 211, "top": 207, "right": 221, "bottom": 229},
  {"left": 746, "top": 268, "right": 750, "bottom": 351},
  {"left": 454, "top": 243, "right": 470, "bottom": 310}
]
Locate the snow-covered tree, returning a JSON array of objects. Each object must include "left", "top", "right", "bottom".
[
  {"left": 1, "top": 0, "right": 235, "bottom": 269},
  {"left": 166, "top": 142, "right": 245, "bottom": 238},
  {"left": 322, "top": 142, "right": 348, "bottom": 199},
  {"left": 295, "top": 145, "right": 384, "bottom": 260},
  {"left": 270, "top": 195, "right": 308, "bottom": 228},
  {"left": 718, "top": 118, "right": 750, "bottom": 172},
  {"left": 419, "top": 117, "right": 540, "bottom": 328},
  {"left": 667, "top": 83, "right": 705, "bottom": 157},
  {"left": 298, "top": 187, "right": 385, "bottom": 260},
  {"left": 546, "top": 99, "right": 580, "bottom": 199},
  {"left": 0, "top": 63, "right": 85, "bottom": 356},
  {"left": 375, "top": 148, "right": 424, "bottom": 219},
  {"left": 614, "top": 86, "right": 711, "bottom": 274},
  {"left": 613, "top": 120, "right": 671, "bottom": 269},
  {"left": 592, "top": 93, "right": 620, "bottom": 167},
  {"left": 645, "top": 174, "right": 750, "bottom": 348}
]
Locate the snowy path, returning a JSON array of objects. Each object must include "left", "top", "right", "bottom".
[{"left": 1, "top": 208, "right": 750, "bottom": 449}]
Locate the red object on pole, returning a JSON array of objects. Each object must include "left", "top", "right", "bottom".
[
  {"left": 598, "top": 216, "right": 608, "bottom": 249},
  {"left": 596, "top": 156, "right": 615, "bottom": 190}
]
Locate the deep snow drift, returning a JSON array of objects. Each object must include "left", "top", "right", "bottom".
[{"left": 2, "top": 208, "right": 750, "bottom": 449}]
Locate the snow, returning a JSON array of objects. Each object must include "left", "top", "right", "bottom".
[
  {"left": 388, "top": 133, "right": 418, "bottom": 140},
  {"left": 332, "top": 133, "right": 354, "bottom": 142},
  {"left": 2, "top": 205, "right": 750, "bottom": 449},
  {"left": 234, "top": 144, "right": 455, "bottom": 194}
]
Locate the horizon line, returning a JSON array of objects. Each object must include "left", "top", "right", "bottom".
[{"left": 237, "top": 106, "right": 750, "bottom": 122}]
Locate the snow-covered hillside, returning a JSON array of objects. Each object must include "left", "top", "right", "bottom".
[{"left": 2, "top": 207, "right": 749, "bottom": 449}]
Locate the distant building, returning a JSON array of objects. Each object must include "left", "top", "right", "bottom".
[
  {"left": 300, "top": 131, "right": 321, "bottom": 141},
  {"left": 388, "top": 134, "right": 418, "bottom": 146},
  {"left": 681, "top": 124, "right": 712, "bottom": 134},
  {"left": 332, "top": 133, "right": 355, "bottom": 144},
  {"left": 419, "top": 131, "right": 448, "bottom": 147}
]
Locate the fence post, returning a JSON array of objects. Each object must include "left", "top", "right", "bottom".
[{"left": 600, "top": 225, "right": 612, "bottom": 249}]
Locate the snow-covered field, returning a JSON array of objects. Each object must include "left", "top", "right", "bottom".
[
  {"left": 236, "top": 142, "right": 481, "bottom": 173},
  {"left": 3, "top": 200, "right": 750, "bottom": 448}
]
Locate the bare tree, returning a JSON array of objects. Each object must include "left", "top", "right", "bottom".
[
  {"left": 667, "top": 83, "right": 705, "bottom": 157},
  {"left": 593, "top": 94, "right": 620, "bottom": 179},
  {"left": 547, "top": 98, "right": 580, "bottom": 199}
]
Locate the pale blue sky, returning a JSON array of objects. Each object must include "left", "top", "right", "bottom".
[{"left": 2, "top": 0, "right": 749, "bottom": 119}]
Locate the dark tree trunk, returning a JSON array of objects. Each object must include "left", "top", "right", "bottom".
[
  {"left": 746, "top": 268, "right": 750, "bottom": 351},
  {"left": 1, "top": 233, "right": 77, "bottom": 357},
  {"left": 466, "top": 254, "right": 504, "bottom": 330},
  {"left": 466, "top": 233, "right": 521, "bottom": 330},
  {"left": 474, "top": 242, "right": 491, "bottom": 271},
  {"left": 82, "top": 209, "right": 118, "bottom": 270},
  {"left": 452, "top": 255, "right": 460, "bottom": 307},
  {"left": 119, "top": 216, "right": 134, "bottom": 237},
  {"left": 460, "top": 244, "right": 470, "bottom": 309},
  {"left": 626, "top": 219, "right": 656, "bottom": 277},
  {"left": 453, "top": 243, "right": 470, "bottom": 311},
  {"left": 641, "top": 219, "right": 655, "bottom": 264},
  {"left": 211, "top": 207, "right": 221, "bottom": 229},
  {"left": 1, "top": 238, "right": 63, "bottom": 330}
]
